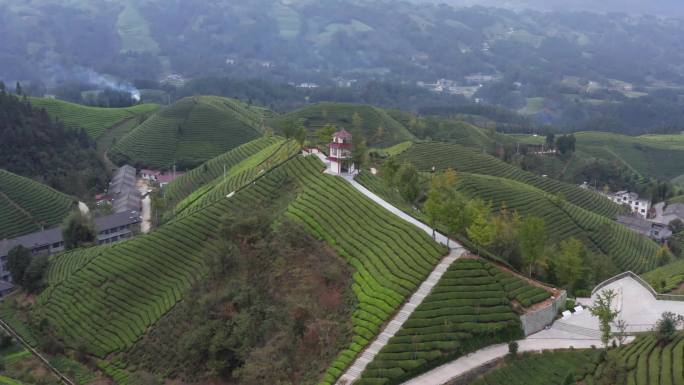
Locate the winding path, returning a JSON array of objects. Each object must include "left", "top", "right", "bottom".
[
  {"left": 310, "top": 155, "right": 468, "bottom": 384},
  {"left": 312, "top": 156, "right": 605, "bottom": 385}
]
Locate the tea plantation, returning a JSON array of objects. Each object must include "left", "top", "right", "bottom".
[
  {"left": 284, "top": 157, "right": 446, "bottom": 384},
  {"left": 585, "top": 334, "right": 684, "bottom": 385},
  {"left": 161, "top": 136, "right": 282, "bottom": 208},
  {"left": 110, "top": 96, "right": 265, "bottom": 169},
  {"left": 29, "top": 97, "right": 159, "bottom": 138},
  {"left": 0, "top": 169, "right": 75, "bottom": 239},
  {"left": 456, "top": 173, "right": 663, "bottom": 274},
  {"left": 269, "top": 102, "right": 415, "bottom": 146},
  {"left": 472, "top": 349, "right": 601, "bottom": 385},
  {"left": 396, "top": 142, "right": 621, "bottom": 218},
  {"left": 27, "top": 153, "right": 446, "bottom": 385},
  {"left": 171, "top": 139, "right": 300, "bottom": 218},
  {"left": 357, "top": 258, "right": 549, "bottom": 385}
]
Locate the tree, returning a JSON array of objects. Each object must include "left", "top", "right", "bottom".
[
  {"left": 352, "top": 112, "right": 363, "bottom": 132},
  {"left": 294, "top": 126, "right": 307, "bottom": 146},
  {"left": 507, "top": 341, "right": 519, "bottom": 357},
  {"left": 545, "top": 133, "right": 555, "bottom": 150},
  {"left": 315, "top": 123, "right": 336, "bottom": 146},
  {"left": 466, "top": 203, "right": 495, "bottom": 255},
  {"left": 614, "top": 319, "right": 628, "bottom": 346},
  {"left": 589, "top": 289, "right": 620, "bottom": 347},
  {"left": 15, "top": 81, "right": 22, "bottom": 95},
  {"left": 669, "top": 219, "right": 684, "bottom": 234},
  {"left": 282, "top": 118, "right": 302, "bottom": 139},
  {"left": 6, "top": 245, "right": 31, "bottom": 284},
  {"left": 654, "top": 312, "right": 684, "bottom": 346},
  {"left": 491, "top": 205, "right": 522, "bottom": 268},
  {"left": 23, "top": 254, "right": 49, "bottom": 293},
  {"left": 424, "top": 169, "right": 461, "bottom": 243},
  {"left": 62, "top": 211, "right": 97, "bottom": 250},
  {"left": 351, "top": 128, "right": 368, "bottom": 168},
  {"left": 554, "top": 238, "right": 585, "bottom": 290},
  {"left": 395, "top": 163, "right": 421, "bottom": 203},
  {"left": 380, "top": 157, "right": 400, "bottom": 185},
  {"left": 520, "top": 216, "right": 547, "bottom": 277}
]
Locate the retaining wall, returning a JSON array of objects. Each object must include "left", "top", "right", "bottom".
[{"left": 520, "top": 290, "right": 567, "bottom": 336}]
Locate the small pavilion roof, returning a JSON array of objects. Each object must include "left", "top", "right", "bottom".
[{"left": 333, "top": 129, "right": 352, "bottom": 139}]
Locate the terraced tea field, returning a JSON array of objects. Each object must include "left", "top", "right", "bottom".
[
  {"left": 110, "top": 96, "right": 265, "bottom": 168},
  {"left": 172, "top": 139, "right": 300, "bottom": 218},
  {"left": 284, "top": 157, "right": 446, "bottom": 384},
  {"left": 396, "top": 142, "right": 621, "bottom": 218},
  {"left": 269, "top": 102, "right": 415, "bottom": 146},
  {"left": 585, "top": 334, "right": 684, "bottom": 385},
  {"left": 161, "top": 136, "right": 283, "bottom": 210},
  {"left": 358, "top": 258, "right": 548, "bottom": 384},
  {"left": 0, "top": 169, "right": 75, "bottom": 239},
  {"left": 456, "top": 173, "right": 663, "bottom": 274},
  {"left": 30, "top": 97, "right": 159, "bottom": 138},
  {"left": 29, "top": 154, "right": 446, "bottom": 385},
  {"left": 472, "top": 350, "right": 601, "bottom": 385}
]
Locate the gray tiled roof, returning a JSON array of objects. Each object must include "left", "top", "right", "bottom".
[
  {"left": 0, "top": 212, "right": 139, "bottom": 258},
  {"left": 109, "top": 165, "right": 141, "bottom": 214}
]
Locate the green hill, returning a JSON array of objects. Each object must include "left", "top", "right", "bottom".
[
  {"left": 269, "top": 102, "right": 415, "bottom": 147},
  {"left": 109, "top": 96, "right": 266, "bottom": 169},
  {"left": 359, "top": 257, "right": 550, "bottom": 384},
  {"left": 455, "top": 173, "right": 662, "bottom": 274},
  {"left": 396, "top": 141, "right": 622, "bottom": 218},
  {"left": 160, "top": 136, "right": 283, "bottom": 210},
  {"left": 8, "top": 154, "right": 445, "bottom": 384},
  {"left": 0, "top": 169, "right": 76, "bottom": 240},
  {"left": 573, "top": 132, "right": 684, "bottom": 182},
  {"left": 472, "top": 349, "right": 601, "bottom": 385},
  {"left": 29, "top": 97, "right": 159, "bottom": 138}
]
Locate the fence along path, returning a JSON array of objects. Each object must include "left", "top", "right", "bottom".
[
  {"left": 0, "top": 317, "right": 76, "bottom": 385},
  {"left": 310, "top": 161, "right": 467, "bottom": 384}
]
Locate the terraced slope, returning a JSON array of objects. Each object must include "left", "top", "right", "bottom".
[
  {"left": 172, "top": 139, "right": 301, "bottom": 218},
  {"left": 0, "top": 169, "right": 75, "bottom": 239},
  {"left": 575, "top": 132, "right": 684, "bottom": 182},
  {"left": 110, "top": 96, "right": 265, "bottom": 169},
  {"left": 29, "top": 97, "right": 159, "bottom": 138},
  {"left": 269, "top": 102, "right": 415, "bottom": 146},
  {"left": 585, "top": 334, "right": 684, "bottom": 385},
  {"left": 31, "top": 155, "right": 445, "bottom": 385},
  {"left": 472, "top": 350, "right": 601, "bottom": 385},
  {"left": 456, "top": 173, "right": 662, "bottom": 274},
  {"left": 161, "top": 136, "right": 282, "bottom": 208},
  {"left": 396, "top": 142, "right": 621, "bottom": 218},
  {"left": 285, "top": 157, "right": 446, "bottom": 384},
  {"left": 358, "top": 258, "right": 548, "bottom": 385}
]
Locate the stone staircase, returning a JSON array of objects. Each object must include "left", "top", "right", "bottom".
[
  {"left": 551, "top": 321, "right": 603, "bottom": 339},
  {"left": 336, "top": 249, "right": 464, "bottom": 384}
]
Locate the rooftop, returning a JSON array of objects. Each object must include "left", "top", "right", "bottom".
[{"left": 333, "top": 129, "right": 352, "bottom": 139}]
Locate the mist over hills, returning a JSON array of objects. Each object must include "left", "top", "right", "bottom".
[{"left": 420, "top": 0, "right": 684, "bottom": 17}]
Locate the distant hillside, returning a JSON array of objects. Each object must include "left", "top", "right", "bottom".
[
  {"left": 29, "top": 97, "right": 159, "bottom": 138},
  {"left": 269, "top": 102, "right": 415, "bottom": 147},
  {"left": 0, "top": 169, "right": 75, "bottom": 240},
  {"left": 575, "top": 132, "right": 684, "bottom": 184},
  {"left": 455, "top": 172, "right": 662, "bottom": 274},
  {"left": 109, "top": 96, "right": 267, "bottom": 169},
  {"left": 396, "top": 141, "right": 622, "bottom": 218}
]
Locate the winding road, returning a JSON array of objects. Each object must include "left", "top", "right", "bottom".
[{"left": 309, "top": 154, "right": 606, "bottom": 385}]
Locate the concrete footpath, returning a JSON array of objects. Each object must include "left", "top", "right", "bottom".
[{"left": 403, "top": 330, "right": 608, "bottom": 385}]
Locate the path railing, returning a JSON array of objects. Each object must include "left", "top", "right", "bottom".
[
  {"left": 591, "top": 271, "right": 684, "bottom": 302},
  {"left": 0, "top": 318, "right": 76, "bottom": 385}
]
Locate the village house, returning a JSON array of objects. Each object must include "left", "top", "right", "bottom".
[
  {"left": 604, "top": 191, "right": 651, "bottom": 218},
  {"left": 328, "top": 129, "right": 355, "bottom": 174}
]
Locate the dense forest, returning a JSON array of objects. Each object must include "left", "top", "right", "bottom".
[{"left": 0, "top": 83, "right": 107, "bottom": 199}]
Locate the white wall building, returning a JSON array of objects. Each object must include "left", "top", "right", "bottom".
[
  {"left": 328, "top": 129, "right": 355, "bottom": 174},
  {"left": 606, "top": 191, "right": 651, "bottom": 218}
]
